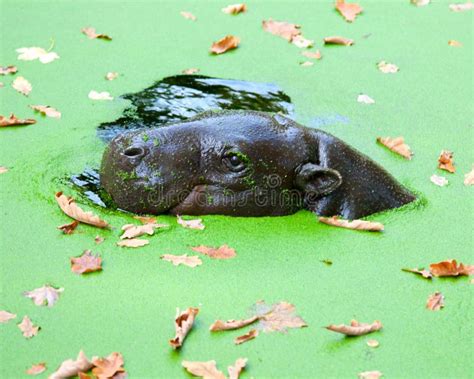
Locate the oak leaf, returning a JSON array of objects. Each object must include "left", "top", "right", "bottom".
[
  {"left": 429, "top": 259, "right": 474, "bottom": 277},
  {"left": 262, "top": 19, "right": 301, "bottom": 41},
  {"left": 91, "top": 352, "right": 125, "bottom": 379},
  {"left": 50, "top": 351, "right": 93, "bottom": 379},
  {"left": 56, "top": 192, "right": 109, "bottom": 228},
  {"left": 301, "top": 50, "right": 322, "bottom": 60},
  {"left": 0, "top": 114, "right": 36, "bottom": 127},
  {"left": 116, "top": 238, "right": 149, "bottom": 248},
  {"left": 335, "top": 0, "right": 363, "bottom": 22},
  {"left": 177, "top": 215, "right": 205, "bottom": 230},
  {"left": 182, "top": 68, "right": 200, "bottom": 75},
  {"left": 377, "top": 61, "right": 399, "bottom": 73},
  {"left": 430, "top": 174, "right": 448, "bottom": 187},
  {"left": 105, "top": 72, "right": 119, "bottom": 80},
  {"left": 377, "top": 136, "right": 412, "bottom": 159},
  {"left": 161, "top": 254, "right": 202, "bottom": 268},
  {"left": 402, "top": 267, "right": 433, "bottom": 279},
  {"left": 209, "top": 315, "right": 259, "bottom": 331},
  {"left": 12, "top": 76, "right": 32, "bottom": 96},
  {"left": 227, "top": 358, "right": 247, "bottom": 379},
  {"left": 319, "top": 216, "right": 384, "bottom": 231},
  {"left": 359, "top": 371, "right": 383, "bottom": 379},
  {"left": 58, "top": 220, "right": 79, "bottom": 234},
  {"left": 426, "top": 291, "right": 444, "bottom": 311},
  {"left": 253, "top": 300, "right": 307, "bottom": 333},
  {"left": 0, "top": 65, "right": 17, "bottom": 75},
  {"left": 324, "top": 36, "right": 354, "bottom": 46},
  {"left": 180, "top": 11, "right": 197, "bottom": 21},
  {"left": 234, "top": 329, "right": 258, "bottom": 345},
  {"left": 24, "top": 285, "right": 64, "bottom": 307},
  {"left": 210, "top": 35, "right": 240, "bottom": 55},
  {"left": 71, "top": 250, "right": 102, "bottom": 274},
  {"left": 16, "top": 47, "right": 59, "bottom": 64},
  {"left": 291, "top": 35, "right": 314, "bottom": 48},
  {"left": 222, "top": 4, "right": 247, "bottom": 14},
  {"left": 449, "top": 2, "right": 473, "bottom": 11},
  {"left": 120, "top": 222, "right": 167, "bottom": 239},
  {"left": 438, "top": 150, "right": 455, "bottom": 173},
  {"left": 26, "top": 363, "right": 46, "bottom": 375},
  {"left": 18, "top": 316, "right": 40, "bottom": 338},
  {"left": 0, "top": 310, "right": 16, "bottom": 323},
  {"left": 169, "top": 307, "right": 199, "bottom": 349},
  {"left": 357, "top": 94, "right": 375, "bottom": 104},
  {"left": 464, "top": 166, "right": 474, "bottom": 185},
  {"left": 88, "top": 90, "right": 113, "bottom": 100},
  {"left": 81, "top": 27, "right": 112, "bottom": 40},
  {"left": 325, "top": 320, "right": 382, "bottom": 336},
  {"left": 182, "top": 360, "right": 225, "bottom": 379},
  {"left": 191, "top": 244, "right": 236, "bottom": 259},
  {"left": 448, "top": 39, "right": 462, "bottom": 46}
]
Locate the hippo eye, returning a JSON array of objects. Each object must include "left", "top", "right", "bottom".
[{"left": 223, "top": 152, "right": 247, "bottom": 172}]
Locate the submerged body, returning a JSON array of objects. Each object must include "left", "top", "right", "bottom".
[{"left": 100, "top": 111, "right": 415, "bottom": 219}]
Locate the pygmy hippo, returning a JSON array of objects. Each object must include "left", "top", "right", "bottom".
[{"left": 100, "top": 110, "right": 415, "bottom": 219}]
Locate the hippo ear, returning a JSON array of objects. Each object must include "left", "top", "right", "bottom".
[{"left": 294, "top": 163, "right": 342, "bottom": 197}]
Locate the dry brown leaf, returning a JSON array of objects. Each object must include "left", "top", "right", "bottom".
[
  {"left": 56, "top": 192, "right": 109, "bottom": 228},
  {"left": 81, "top": 27, "right": 112, "bottom": 40},
  {"left": 254, "top": 301, "right": 307, "bottom": 333},
  {"left": 180, "top": 11, "right": 197, "bottom": 21},
  {"left": 335, "top": 0, "right": 363, "bottom": 22},
  {"left": 26, "top": 363, "right": 46, "bottom": 375},
  {"left": 50, "top": 351, "right": 93, "bottom": 379},
  {"left": 0, "top": 310, "right": 16, "bottom": 323},
  {"left": 319, "top": 216, "right": 384, "bottom": 231},
  {"left": 169, "top": 307, "right": 199, "bottom": 349},
  {"left": 402, "top": 267, "right": 433, "bottom": 279},
  {"left": 16, "top": 47, "right": 59, "bottom": 63},
  {"left": 18, "top": 316, "right": 40, "bottom": 338},
  {"left": 301, "top": 50, "right": 322, "bottom": 60},
  {"left": 0, "top": 114, "right": 36, "bottom": 127},
  {"left": 262, "top": 19, "right": 301, "bottom": 41},
  {"left": 105, "top": 72, "right": 119, "bottom": 80},
  {"left": 438, "top": 150, "right": 455, "bottom": 173},
  {"left": 88, "top": 90, "right": 113, "bottom": 100},
  {"left": 210, "top": 315, "right": 259, "bottom": 331},
  {"left": 120, "top": 222, "right": 167, "bottom": 239},
  {"left": 191, "top": 244, "right": 236, "bottom": 259},
  {"left": 429, "top": 259, "right": 474, "bottom": 277},
  {"left": 324, "top": 36, "right": 354, "bottom": 46},
  {"left": 222, "top": 3, "right": 247, "bottom": 14},
  {"left": 411, "top": 0, "right": 430, "bottom": 6},
  {"left": 182, "top": 360, "right": 225, "bottom": 379},
  {"left": 377, "top": 136, "right": 412, "bottom": 159},
  {"left": 95, "top": 235, "right": 104, "bottom": 244},
  {"left": 325, "top": 320, "right": 382, "bottom": 336},
  {"left": 133, "top": 215, "right": 157, "bottom": 224},
  {"left": 30, "top": 105, "right": 61, "bottom": 119},
  {"left": 367, "top": 339, "right": 379, "bottom": 348},
  {"left": 182, "top": 68, "right": 200, "bottom": 75},
  {"left": 12, "top": 76, "right": 32, "bottom": 96},
  {"left": 92, "top": 352, "right": 125, "bottom": 379},
  {"left": 71, "top": 250, "right": 102, "bottom": 274},
  {"left": 464, "top": 166, "right": 474, "bottom": 185},
  {"left": 359, "top": 371, "right": 383, "bottom": 379},
  {"left": 377, "top": 61, "right": 399, "bottom": 74},
  {"left": 161, "top": 254, "right": 202, "bottom": 268},
  {"left": 177, "top": 215, "right": 205, "bottom": 230},
  {"left": 448, "top": 39, "right": 462, "bottom": 46},
  {"left": 426, "top": 291, "right": 445, "bottom": 311},
  {"left": 291, "top": 35, "right": 314, "bottom": 48},
  {"left": 58, "top": 220, "right": 79, "bottom": 234},
  {"left": 300, "top": 61, "right": 314, "bottom": 67},
  {"left": 210, "top": 35, "right": 240, "bottom": 54},
  {"left": 116, "top": 238, "right": 149, "bottom": 248},
  {"left": 430, "top": 174, "right": 448, "bottom": 187},
  {"left": 24, "top": 285, "right": 64, "bottom": 307},
  {"left": 227, "top": 358, "right": 247, "bottom": 379},
  {"left": 449, "top": 2, "right": 474, "bottom": 11},
  {"left": 234, "top": 329, "right": 258, "bottom": 345},
  {"left": 0, "top": 166, "right": 8, "bottom": 174},
  {"left": 0, "top": 65, "right": 17, "bottom": 75}
]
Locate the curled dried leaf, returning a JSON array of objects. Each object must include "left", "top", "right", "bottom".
[
  {"left": 180, "top": 11, "right": 197, "bottom": 21},
  {"left": 429, "top": 259, "right": 474, "bottom": 277},
  {"left": 169, "top": 307, "right": 199, "bottom": 349},
  {"left": 300, "top": 61, "right": 314, "bottom": 67},
  {"left": 0, "top": 310, "right": 16, "bottom": 323},
  {"left": 50, "top": 351, "right": 93, "bottom": 379},
  {"left": 210, "top": 35, "right": 240, "bottom": 54},
  {"left": 292, "top": 35, "right": 314, "bottom": 48},
  {"left": 262, "top": 19, "right": 301, "bottom": 41},
  {"left": 448, "top": 39, "right": 462, "bottom": 46},
  {"left": 81, "top": 27, "right": 112, "bottom": 40},
  {"left": 0, "top": 65, "right": 17, "bottom": 75},
  {"left": 227, "top": 358, "right": 247, "bottom": 379},
  {"left": 234, "top": 329, "right": 258, "bottom": 345},
  {"left": 191, "top": 244, "right": 236, "bottom": 259},
  {"left": 71, "top": 250, "right": 102, "bottom": 274},
  {"left": 358, "top": 371, "right": 383, "bottom": 379},
  {"left": 161, "top": 254, "right": 202, "bottom": 268},
  {"left": 464, "top": 166, "right": 474, "bottom": 185},
  {"left": 0, "top": 114, "right": 36, "bottom": 127},
  {"left": 30, "top": 105, "right": 61, "bottom": 119},
  {"left": 182, "top": 68, "right": 200, "bottom": 75},
  {"left": 182, "top": 360, "right": 225, "bottom": 379},
  {"left": 24, "top": 285, "right": 64, "bottom": 307},
  {"left": 402, "top": 267, "right": 433, "bottom": 279},
  {"left": 449, "top": 2, "right": 473, "bottom": 11},
  {"left": 26, "top": 363, "right": 46, "bottom": 375},
  {"left": 88, "top": 90, "right": 113, "bottom": 100},
  {"left": 325, "top": 320, "right": 382, "bottom": 336},
  {"left": 177, "top": 215, "right": 205, "bottom": 230},
  {"left": 319, "top": 216, "right": 384, "bottom": 231},
  {"left": 426, "top": 291, "right": 444, "bottom": 311},
  {"left": 377, "top": 61, "right": 399, "bottom": 73},
  {"left": 58, "top": 220, "right": 79, "bottom": 234},
  {"left": 105, "top": 72, "right": 119, "bottom": 80},
  {"left": 56, "top": 192, "right": 109, "bottom": 228},
  {"left": 430, "top": 174, "right": 448, "bottom": 187},
  {"left": 116, "top": 238, "right": 149, "bottom": 248},
  {"left": 335, "top": 0, "right": 363, "bottom": 22},
  {"left": 438, "top": 150, "right": 455, "bottom": 173},
  {"left": 210, "top": 315, "right": 259, "bottom": 331},
  {"left": 222, "top": 3, "right": 247, "bottom": 14},
  {"left": 120, "top": 223, "right": 167, "bottom": 239},
  {"left": 18, "top": 316, "right": 40, "bottom": 338},
  {"left": 92, "top": 352, "right": 125, "bottom": 379},
  {"left": 324, "top": 36, "right": 354, "bottom": 46},
  {"left": 12, "top": 76, "right": 32, "bottom": 96},
  {"left": 377, "top": 136, "right": 413, "bottom": 159},
  {"left": 301, "top": 50, "right": 322, "bottom": 60}
]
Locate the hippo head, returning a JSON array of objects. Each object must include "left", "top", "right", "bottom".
[{"left": 100, "top": 111, "right": 415, "bottom": 218}]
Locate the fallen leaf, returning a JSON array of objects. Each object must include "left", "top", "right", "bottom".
[
  {"left": 210, "top": 35, "right": 240, "bottom": 54},
  {"left": 29, "top": 104, "right": 61, "bottom": 118},
  {"left": 324, "top": 36, "right": 354, "bottom": 46},
  {"left": 24, "top": 285, "right": 64, "bottom": 307},
  {"left": 319, "top": 216, "right": 384, "bottom": 231},
  {"left": 325, "top": 320, "right": 382, "bottom": 336},
  {"left": 402, "top": 267, "right": 433, "bottom": 279},
  {"left": 357, "top": 94, "right": 375, "bottom": 104},
  {"left": 411, "top": 0, "right": 430, "bottom": 6},
  {"left": 358, "top": 371, "right": 383, "bottom": 379},
  {"left": 56, "top": 192, "right": 109, "bottom": 228},
  {"left": 88, "top": 90, "right": 113, "bottom": 100},
  {"left": 377, "top": 61, "right": 399, "bottom": 73},
  {"left": 262, "top": 19, "right": 301, "bottom": 41},
  {"left": 438, "top": 150, "right": 455, "bottom": 173},
  {"left": 227, "top": 358, "right": 247, "bottom": 379},
  {"left": 105, "top": 72, "right": 119, "bottom": 80},
  {"left": 50, "top": 351, "right": 93, "bottom": 379},
  {"left": 133, "top": 215, "right": 157, "bottom": 224},
  {"left": 182, "top": 360, "right": 225, "bottom": 379},
  {"left": 301, "top": 50, "right": 322, "bottom": 60},
  {"left": 95, "top": 235, "right": 104, "bottom": 244},
  {"left": 430, "top": 174, "right": 448, "bottom": 187},
  {"left": 464, "top": 166, "right": 474, "bottom": 185},
  {"left": 292, "top": 35, "right": 314, "bottom": 48},
  {"left": 92, "top": 352, "right": 125, "bottom": 379},
  {"left": 0, "top": 166, "right": 8, "bottom": 174},
  {"left": 448, "top": 39, "right": 462, "bottom": 46},
  {"left": 234, "top": 329, "right": 258, "bottom": 345},
  {"left": 161, "top": 254, "right": 202, "bottom": 268},
  {"left": 0, "top": 65, "right": 17, "bottom": 75},
  {"left": 429, "top": 259, "right": 474, "bottom": 277},
  {"left": 180, "top": 11, "right": 197, "bottom": 21},
  {"left": 449, "top": 2, "right": 473, "bottom": 11},
  {"left": 16, "top": 47, "right": 59, "bottom": 64},
  {"left": 71, "top": 250, "right": 102, "bottom": 274},
  {"left": 300, "top": 61, "right": 314, "bottom": 67},
  {"left": 0, "top": 114, "right": 36, "bottom": 127},
  {"left": 120, "top": 222, "right": 167, "bottom": 239},
  {"left": 335, "top": 0, "right": 363, "bottom": 22},
  {"left": 58, "top": 220, "right": 79, "bottom": 234},
  {"left": 253, "top": 301, "right": 307, "bottom": 333},
  {"left": 222, "top": 3, "right": 247, "bottom": 14},
  {"left": 116, "top": 238, "right": 149, "bottom": 248},
  {"left": 18, "top": 316, "right": 40, "bottom": 338},
  {"left": 26, "top": 363, "right": 46, "bottom": 375},
  {"left": 81, "top": 27, "right": 112, "bottom": 40},
  {"left": 426, "top": 291, "right": 444, "bottom": 311},
  {"left": 377, "top": 136, "right": 412, "bottom": 159},
  {"left": 209, "top": 315, "right": 259, "bottom": 331},
  {"left": 177, "top": 215, "right": 205, "bottom": 230},
  {"left": 191, "top": 245, "right": 236, "bottom": 259},
  {"left": 367, "top": 339, "right": 379, "bottom": 348},
  {"left": 0, "top": 310, "right": 16, "bottom": 323},
  {"left": 182, "top": 68, "right": 200, "bottom": 74},
  {"left": 12, "top": 76, "right": 32, "bottom": 96},
  {"left": 169, "top": 307, "right": 199, "bottom": 349}
]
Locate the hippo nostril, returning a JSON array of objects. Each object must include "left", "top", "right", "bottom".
[{"left": 123, "top": 146, "right": 145, "bottom": 158}]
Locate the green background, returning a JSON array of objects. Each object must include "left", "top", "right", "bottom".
[{"left": 0, "top": 0, "right": 472, "bottom": 378}]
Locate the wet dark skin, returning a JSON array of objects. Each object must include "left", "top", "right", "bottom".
[{"left": 100, "top": 110, "right": 416, "bottom": 219}]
